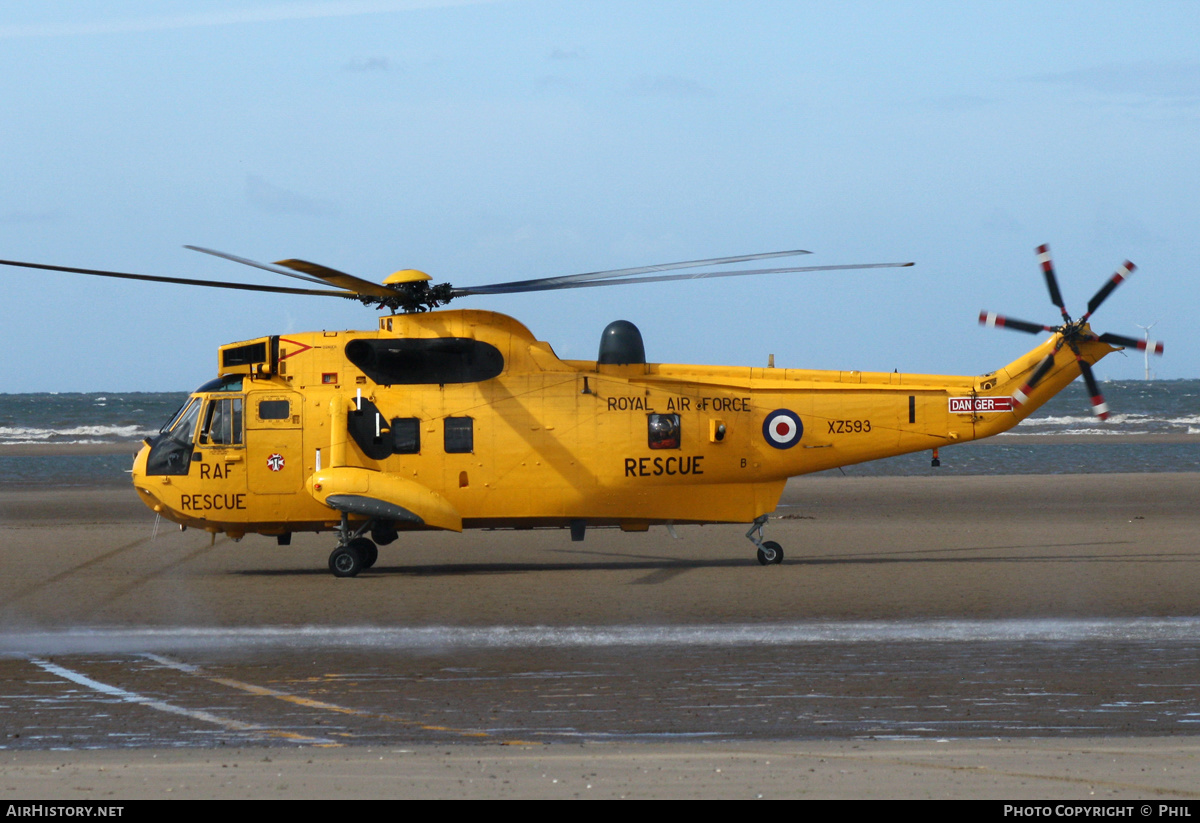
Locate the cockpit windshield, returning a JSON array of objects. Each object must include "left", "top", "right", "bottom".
[
  {"left": 160, "top": 400, "right": 200, "bottom": 439},
  {"left": 145, "top": 398, "right": 203, "bottom": 476},
  {"left": 164, "top": 398, "right": 201, "bottom": 440},
  {"left": 145, "top": 376, "right": 247, "bottom": 476},
  {"left": 157, "top": 377, "right": 242, "bottom": 434}
]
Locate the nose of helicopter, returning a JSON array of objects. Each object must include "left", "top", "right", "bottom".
[
  {"left": 131, "top": 440, "right": 148, "bottom": 482},
  {"left": 130, "top": 441, "right": 162, "bottom": 514}
]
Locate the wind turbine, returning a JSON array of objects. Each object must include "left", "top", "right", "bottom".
[{"left": 1135, "top": 321, "right": 1159, "bottom": 380}]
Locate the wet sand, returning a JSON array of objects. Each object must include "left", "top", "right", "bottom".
[
  {"left": 2, "top": 473, "right": 1199, "bottom": 798},
  {"left": 4, "top": 472, "right": 1199, "bottom": 625},
  {"left": 4, "top": 738, "right": 1200, "bottom": 800}
]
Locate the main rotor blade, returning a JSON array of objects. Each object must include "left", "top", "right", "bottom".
[
  {"left": 454, "top": 261, "right": 913, "bottom": 296},
  {"left": 978, "top": 311, "right": 1055, "bottom": 335},
  {"left": 465, "top": 249, "right": 813, "bottom": 292},
  {"left": 185, "top": 245, "right": 332, "bottom": 287},
  {"left": 1083, "top": 261, "right": 1135, "bottom": 320},
  {"left": 187, "top": 245, "right": 398, "bottom": 299},
  {"left": 1098, "top": 332, "right": 1164, "bottom": 354},
  {"left": 273, "top": 258, "right": 399, "bottom": 299},
  {"left": 1036, "top": 243, "right": 1071, "bottom": 322},
  {"left": 0, "top": 257, "right": 352, "bottom": 297}
]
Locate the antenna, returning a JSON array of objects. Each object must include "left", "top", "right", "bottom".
[{"left": 1135, "top": 321, "right": 1159, "bottom": 380}]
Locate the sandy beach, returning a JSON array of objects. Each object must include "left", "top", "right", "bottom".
[{"left": 2, "top": 472, "right": 1199, "bottom": 798}]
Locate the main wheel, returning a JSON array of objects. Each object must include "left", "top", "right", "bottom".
[
  {"left": 329, "top": 543, "right": 365, "bottom": 578},
  {"left": 350, "top": 537, "right": 379, "bottom": 569},
  {"left": 756, "top": 540, "right": 783, "bottom": 565}
]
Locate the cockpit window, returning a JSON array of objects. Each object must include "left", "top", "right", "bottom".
[
  {"left": 160, "top": 397, "right": 199, "bottom": 435},
  {"left": 146, "top": 399, "right": 202, "bottom": 476},
  {"left": 166, "top": 398, "right": 200, "bottom": 438},
  {"left": 199, "top": 397, "right": 243, "bottom": 446}
]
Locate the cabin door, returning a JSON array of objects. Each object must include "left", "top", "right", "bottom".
[{"left": 246, "top": 391, "right": 305, "bottom": 494}]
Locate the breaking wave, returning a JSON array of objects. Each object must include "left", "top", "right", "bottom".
[{"left": 0, "top": 424, "right": 153, "bottom": 445}]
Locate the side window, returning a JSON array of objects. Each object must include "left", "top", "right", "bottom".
[
  {"left": 444, "top": 417, "right": 474, "bottom": 454},
  {"left": 648, "top": 413, "right": 680, "bottom": 450},
  {"left": 391, "top": 418, "right": 421, "bottom": 454},
  {"left": 258, "top": 399, "right": 290, "bottom": 420},
  {"left": 199, "top": 398, "right": 243, "bottom": 446}
]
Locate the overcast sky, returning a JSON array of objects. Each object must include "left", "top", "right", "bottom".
[{"left": 2, "top": 0, "right": 1196, "bottom": 392}]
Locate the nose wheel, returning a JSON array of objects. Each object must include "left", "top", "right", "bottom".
[{"left": 746, "top": 515, "right": 784, "bottom": 565}]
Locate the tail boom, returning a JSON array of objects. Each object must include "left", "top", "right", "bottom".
[{"left": 970, "top": 332, "right": 1116, "bottom": 439}]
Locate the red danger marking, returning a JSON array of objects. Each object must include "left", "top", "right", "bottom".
[
  {"left": 278, "top": 338, "right": 313, "bottom": 360},
  {"left": 949, "top": 397, "right": 1014, "bottom": 413}
]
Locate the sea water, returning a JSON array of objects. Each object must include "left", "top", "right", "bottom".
[{"left": 0, "top": 392, "right": 185, "bottom": 487}]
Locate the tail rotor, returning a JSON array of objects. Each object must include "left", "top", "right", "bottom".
[{"left": 979, "top": 244, "right": 1163, "bottom": 420}]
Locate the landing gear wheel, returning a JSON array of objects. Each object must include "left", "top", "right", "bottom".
[
  {"left": 352, "top": 537, "right": 379, "bottom": 569},
  {"left": 756, "top": 540, "right": 783, "bottom": 566},
  {"left": 329, "top": 543, "right": 365, "bottom": 578}
]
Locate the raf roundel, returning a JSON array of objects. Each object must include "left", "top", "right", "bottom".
[{"left": 762, "top": 409, "right": 803, "bottom": 449}]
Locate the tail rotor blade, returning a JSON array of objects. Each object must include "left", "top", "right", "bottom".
[
  {"left": 1074, "top": 354, "right": 1110, "bottom": 421},
  {"left": 1083, "top": 261, "right": 1135, "bottom": 320},
  {"left": 978, "top": 311, "right": 1055, "bottom": 335},
  {"left": 1098, "top": 332, "right": 1164, "bottom": 355},
  {"left": 1037, "top": 243, "right": 1071, "bottom": 322},
  {"left": 988, "top": 243, "right": 1155, "bottom": 421},
  {"left": 1013, "top": 348, "right": 1059, "bottom": 407}
]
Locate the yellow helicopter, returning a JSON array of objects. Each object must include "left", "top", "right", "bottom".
[{"left": 0, "top": 244, "right": 1162, "bottom": 576}]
